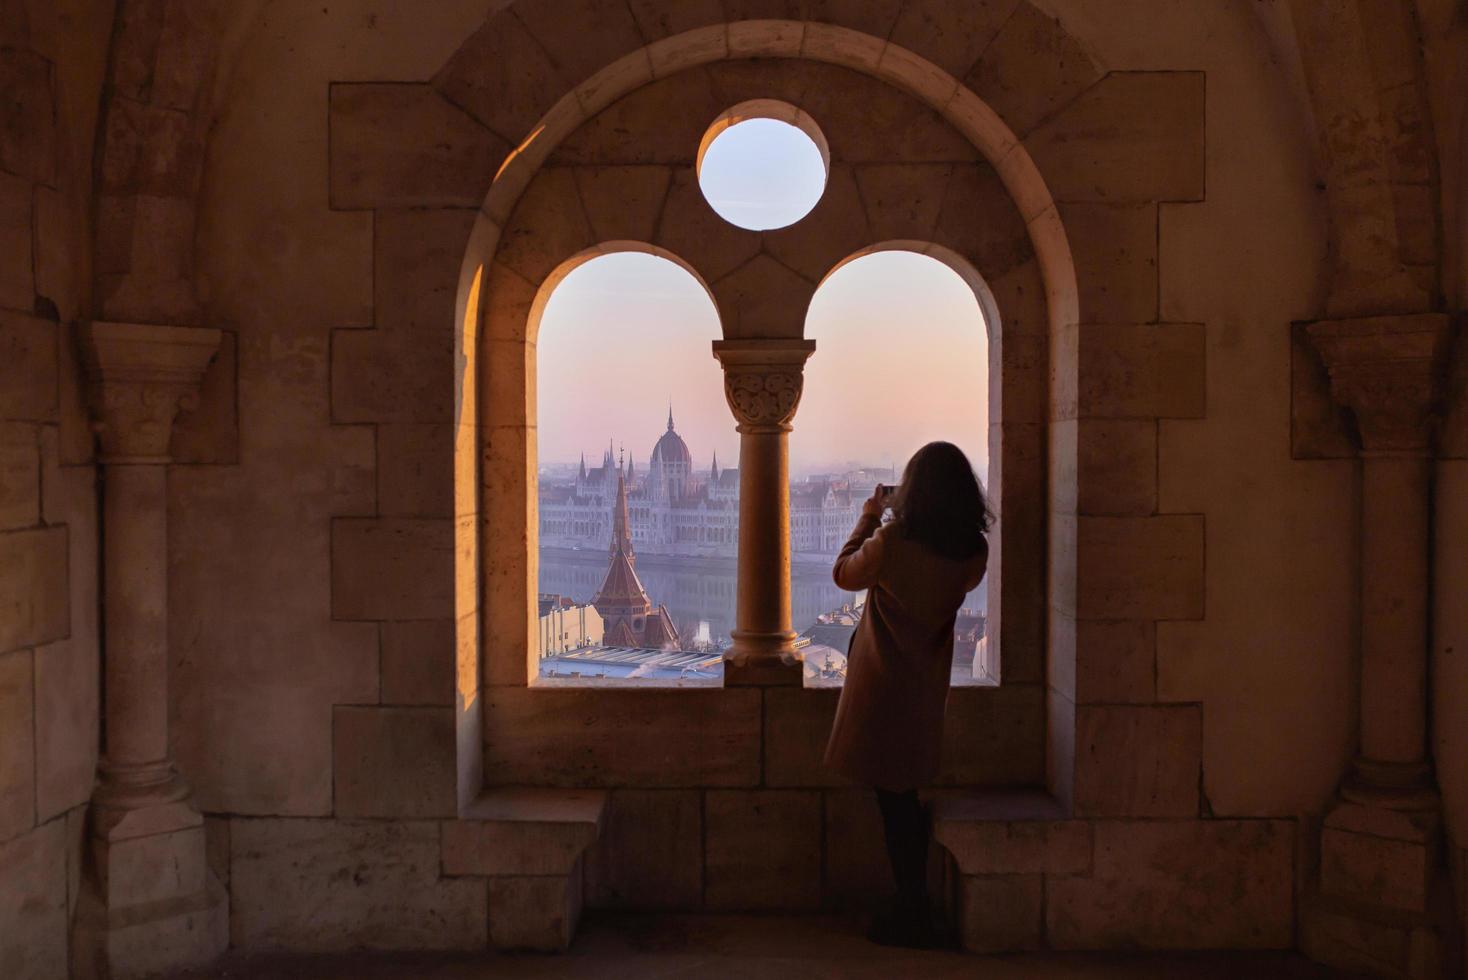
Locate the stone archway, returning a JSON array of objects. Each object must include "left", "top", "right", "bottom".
[{"left": 450, "top": 25, "right": 1077, "bottom": 808}]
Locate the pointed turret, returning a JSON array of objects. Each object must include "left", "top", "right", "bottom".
[
  {"left": 667, "top": 403, "right": 675, "bottom": 432},
  {"left": 578, "top": 453, "right": 587, "bottom": 481},
  {"left": 610, "top": 469, "right": 634, "bottom": 560},
  {"left": 710, "top": 451, "right": 720, "bottom": 482}
]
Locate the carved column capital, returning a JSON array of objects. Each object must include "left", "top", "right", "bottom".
[
  {"left": 1304, "top": 314, "right": 1454, "bottom": 455},
  {"left": 79, "top": 322, "right": 221, "bottom": 464},
  {"left": 711, "top": 339, "right": 816, "bottom": 433}
]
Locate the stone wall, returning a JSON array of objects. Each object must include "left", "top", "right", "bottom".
[
  {"left": 157, "top": 0, "right": 1352, "bottom": 953},
  {"left": 0, "top": 2, "right": 111, "bottom": 977}
]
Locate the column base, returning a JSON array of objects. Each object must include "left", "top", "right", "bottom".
[
  {"left": 71, "top": 792, "right": 228, "bottom": 979},
  {"left": 724, "top": 629, "right": 802, "bottom": 687},
  {"left": 1302, "top": 793, "right": 1460, "bottom": 979},
  {"left": 1343, "top": 758, "right": 1440, "bottom": 811}
]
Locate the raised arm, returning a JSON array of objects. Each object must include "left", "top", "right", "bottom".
[{"left": 833, "top": 488, "right": 888, "bottom": 591}]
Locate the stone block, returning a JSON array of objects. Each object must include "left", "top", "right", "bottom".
[
  {"left": 957, "top": 874, "right": 1043, "bottom": 952},
  {"left": 0, "top": 817, "right": 66, "bottom": 979},
  {"left": 435, "top": 9, "right": 566, "bottom": 144},
  {"left": 0, "top": 648, "right": 35, "bottom": 841},
  {"left": 516, "top": 0, "right": 642, "bottom": 85},
  {"left": 231, "top": 818, "right": 487, "bottom": 951},
  {"left": 1290, "top": 322, "right": 1357, "bottom": 459},
  {"left": 1077, "top": 419, "right": 1157, "bottom": 515},
  {"left": 95, "top": 825, "right": 207, "bottom": 909},
  {"left": 1060, "top": 204, "right": 1158, "bottom": 324},
  {"left": 887, "top": 0, "right": 1019, "bottom": 78},
  {"left": 1074, "top": 705, "right": 1200, "bottom": 818},
  {"left": 853, "top": 163, "right": 951, "bottom": 243},
  {"left": 329, "top": 84, "right": 506, "bottom": 209},
  {"left": 33, "top": 636, "right": 99, "bottom": 822},
  {"left": 584, "top": 789, "right": 703, "bottom": 909},
  {"left": 498, "top": 168, "right": 594, "bottom": 287},
  {"left": 378, "top": 423, "right": 452, "bottom": 518},
  {"left": 821, "top": 788, "right": 890, "bottom": 909},
  {"left": 1047, "top": 819, "right": 1295, "bottom": 949},
  {"left": 381, "top": 619, "right": 455, "bottom": 706},
  {"left": 444, "top": 788, "right": 605, "bottom": 877},
  {"left": 627, "top": 0, "right": 724, "bottom": 40},
  {"left": 1077, "top": 323, "right": 1206, "bottom": 419},
  {"left": 966, "top": 3, "right": 1101, "bottom": 137},
  {"left": 0, "top": 47, "right": 54, "bottom": 182},
  {"left": 1074, "top": 620, "right": 1156, "bottom": 704},
  {"left": 1077, "top": 515, "right": 1204, "bottom": 620},
  {"left": 333, "top": 706, "right": 456, "bottom": 819},
  {"left": 713, "top": 252, "right": 814, "bottom": 339},
  {"left": 1026, "top": 72, "right": 1206, "bottom": 204},
  {"left": 764, "top": 687, "right": 841, "bottom": 787},
  {"left": 0, "top": 525, "right": 67, "bottom": 654},
  {"left": 1320, "top": 802, "right": 1439, "bottom": 914},
  {"left": 762, "top": 164, "right": 870, "bottom": 283},
  {"left": 331, "top": 518, "right": 454, "bottom": 621},
  {"left": 653, "top": 167, "right": 762, "bottom": 283},
  {"left": 573, "top": 166, "right": 672, "bottom": 245},
  {"left": 330, "top": 326, "right": 455, "bottom": 424},
  {"left": 705, "top": 790, "right": 821, "bottom": 910},
  {"left": 0, "top": 422, "right": 38, "bottom": 528},
  {"left": 170, "top": 329, "right": 239, "bottom": 464},
  {"left": 0, "top": 311, "right": 57, "bottom": 420},
  {"left": 0, "top": 171, "right": 32, "bottom": 312},
  {"left": 799, "top": 66, "right": 977, "bottom": 164},
  {"left": 937, "top": 683, "right": 1046, "bottom": 786},
  {"left": 98, "top": 97, "right": 203, "bottom": 196},
  {"left": 935, "top": 816, "right": 1091, "bottom": 876},
  {"left": 554, "top": 73, "right": 719, "bottom": 167},
  {"left": 488, "top": 870, "right": 582, "bottom": 951},
  {"left": 482, "top": 688, "right": 761, "bottom": 787},
  {"left": 933, "top": 163, "right": 1033, "bottom": 280},
  {"left": 726, "top": 19, "right": 805, "bottom": 58},
  {"left": 374, "top": 208, "right": 477, "bottom": 336}
]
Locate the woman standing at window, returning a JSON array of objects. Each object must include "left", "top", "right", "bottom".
[{"left": 825, "top": 441, "right": 992, "bottom": 948}]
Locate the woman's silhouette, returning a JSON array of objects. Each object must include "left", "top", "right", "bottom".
[{"left": 824, "top": 441, "right": 992, "bottom": 947}]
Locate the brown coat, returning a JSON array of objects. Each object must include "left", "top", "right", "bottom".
[{"left": 823, "top": 513, "right": 988, "bottom": 791}]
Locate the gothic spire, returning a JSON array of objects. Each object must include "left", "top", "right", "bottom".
[
  {"left": 710, "top": 450, "right": 719, "bottom": 481},
  {"left": 667, "top": 402, "right": 675, "bottom": 432},
  {"left": 610, "top": 468, "right": 634, "bottom": 561}
]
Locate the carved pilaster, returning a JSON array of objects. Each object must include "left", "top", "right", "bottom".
[
  {"left": 79, "top": 321, "right": 222, "bottom": 463},
  {"left": 712, "top": 339, "right": 816, "bottom": 433},
  {"left": 1305, "top": 314, "right": 1453, "bottom": 455}
]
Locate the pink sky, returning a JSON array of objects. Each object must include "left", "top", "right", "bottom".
[
  {"left": 535, "top": 249, "right": 989, "bottom": 480},
  {"left": 534, "top": 117, "right": 990, "bottom": 482}
]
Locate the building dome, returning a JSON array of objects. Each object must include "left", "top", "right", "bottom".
[{"left": 650, "top": 409, "right": 693, "bottom": 468}]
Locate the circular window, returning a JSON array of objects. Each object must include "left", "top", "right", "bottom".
[{"left": 697, "top": 100, "right": 829, "bottom": 231}]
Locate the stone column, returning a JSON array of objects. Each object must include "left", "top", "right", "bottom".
[
  {"left": 72, "top": 322, "right": 228, "bottom": 978},
  {"left": 1303, "top": 314, "right": 1454, "bottom": 976},
  {"left": 712, "top": 339, "right": 815, "bottom": 685}
]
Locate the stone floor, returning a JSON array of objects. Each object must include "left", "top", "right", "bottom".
[{"left": 170, "top": 913, "right": 1365, "bottom": 978}]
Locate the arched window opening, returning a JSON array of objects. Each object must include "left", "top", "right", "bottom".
[
  {"left": 697, "top": 100, "right": 830, "bottom": 231},
  {"left": 534, "top": 250, "right": 731, "bottom": 686},
  {"left": 794, "top": 249, "right": 995, "bottom": 688}
]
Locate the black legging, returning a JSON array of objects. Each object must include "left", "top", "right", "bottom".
[{"left": 874, "top": 788, "right": 930, "bottom": 917}]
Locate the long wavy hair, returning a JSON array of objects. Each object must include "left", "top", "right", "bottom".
[{"left": 888, "top": 441, "right": 992, "bottom": 560}]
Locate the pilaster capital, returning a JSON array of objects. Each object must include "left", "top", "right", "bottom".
[
  {"left": 79, "top": 321, "right": 222, "bottom": 464},
  {"left": 1304, "top": 314, "right": 1454, "bottom": 454},
  {"left": 711, "top": 339, "right": 816, "bottom": 433}
]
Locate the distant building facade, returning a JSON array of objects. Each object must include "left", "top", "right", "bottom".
[
  {"left": 539, "top": 410, "right": 886, "bottom": 558},
  {"left": 537, "top": 594, "right": 603, "bottom": 658}
]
